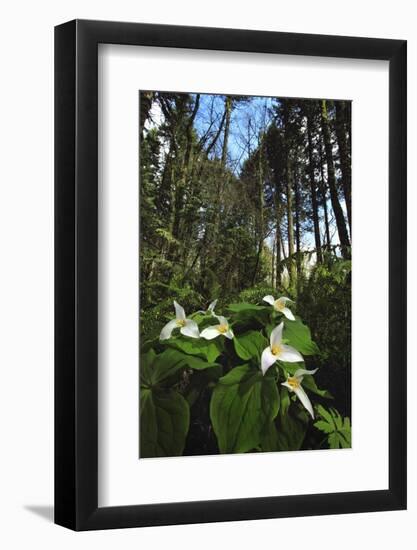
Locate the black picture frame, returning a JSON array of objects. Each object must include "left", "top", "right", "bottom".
[{"left": 55, "top": 19, "right": 407, "bottom": 531}]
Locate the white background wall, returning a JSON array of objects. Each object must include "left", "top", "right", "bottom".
[{"left": 0, "top": 1, "right": 414, "bottom": 548}]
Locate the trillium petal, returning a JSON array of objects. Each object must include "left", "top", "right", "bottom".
[
  {"left": 263, "top": 295, "right": 275, "bottom": 306},
  {"left": 216, "top": 315, "right": 228, "bottom": 326},
  {"left": 279, "top": 296, "right": 293, "bottom": 303},
  {"left": 270, "top": 322, "right": 284, "bottom": 348},
  {"left": 261, "top": 347, "right": 277, "bottom": 375},
  {"left": 180, "top": 319, "right": 200, "bottom": 339},
  {"left": 159, "top": 319, "right": 179, "bottom": 340},
  {"left": 208, "top": 299, "right": 218, "bottom": 312},
  {"left": 224, "top": 329, "right": 234, "bottom": 340},
  {"left": 281, "top": 307, "right": 295, "bottom": 321},
  {"left": 278, "top": 344, "right": 303, "bottom": 363},
  {"left": 294, "top": 385, "right": 315, "bottom": 419},
  {"left": 174, "top": 300, "right": 186, "bottom": 321},
  {"left": 200, "top": 326, "right": 221, "bottom": 340},
  {"left": 294, "top": 367, "right": 318, "bottom": 378},
  {"left": 281, "top": 381, "right": 293, "bottom": 391}
]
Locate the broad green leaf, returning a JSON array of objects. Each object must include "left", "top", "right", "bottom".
[
  {"left": 261, "top": 390, "right": 310, "bottom": 453},
  {"left": 283, "top": 317, "right": 320, "bottom": 356},
  {"left": 227, "top": 303, "right": 271, "bottom": 326},
  {"left": 140, "top": 348, "right": 157, "bottom": 385},
  {"left": 141, "top": 348, "right": 219, "bottom": 386},
  {"left": 210, "top": 365, "right": 280, "bottom": 453},
  {"left": 233, "top": 331, "right": 268, "bottom": 361},
  {"left": 140, "top": 348, "right": 187, "bottom": 385},
  {"left": 164, "top": 337, "right": 221, "bottom": 363},
  {"left": 151, "top": 349, "right": 188, "bottom": 383},
  {"left": 140, "top": 337, "right": 159, "bottom": 353},
  {"left": 182, "top": 354, "right": 221, "bottom": 371},
  {"left": 280, "top": 386, "right": 291, "bottom": 416},
  {"left": 140, "top": 388, "right": 190, "bottom": 457},
  {"left": 260, "top": 421, "right": 279, "bottom": 452},
  {"left": 275, "top": 404, "right": 309, "bottom": 451}
]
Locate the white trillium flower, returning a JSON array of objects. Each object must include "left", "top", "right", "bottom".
[
  {"left": 159, "top": 301, "right": 200, "bottom": 340},
  {"left": 261, "top": 322, "right": 303, "bottom": 375},
  {"left": 197, "top": 299, "right": 218, "bottom": 316},
  {"left": 263, "top": 295, "right": 295, "bottom": 321},
  {"left": 281, "top": 368, "right": 318, "bottom": 419},
  {"left": 200, "top": 315, "right": 234, "bottom": 340}
]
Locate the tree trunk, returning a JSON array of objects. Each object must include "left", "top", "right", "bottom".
[
  {"left": 321, "top": 100, "right": 351, "bottom": 259},
  {"left": 318, "top": 139, "right": 331, "bottom": 250},
  {"left": 335, "top": 100, "right": 352, "bottom": 235},
  {"left": 252, "top": 143, "right": 265, "bottom": 286},
  {"left": 171, "top": 96, "right": 200, "bottom": 243},
  {"left": 294, "top": 163, "right": 302, "bottom": 282},
  {"left": 273, "top": 178, "right": 283, "bottom": 287},
  {"left": 221, "top": 96, "right": 232, "bottom": 166},
  {"left": 282, "top": 101, "right": 296, "bottom": 286},
  {"left": 306, "top": 111, "right": 323, "bottom": 263}
]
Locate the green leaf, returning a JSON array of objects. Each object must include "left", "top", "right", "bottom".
[
  {"left": 141, "top": 348, "right": 219, "bottom": 386},
  {"left": 298, "top": 373, "right": 333, "bottom": 399},
  {"left": 316, "top": 404, "right": 335, "bottom": 425},
  {"left": 313, "top": 420, "right": 333, "bottom": 434},
  {"left": 227, "top": 303, "right": 271, "bottom": 325},
  {"left": 210, "top": 365, "right": 280, "bottom": 453},
  {"left": 260, "top": 421, "right": 279, "bottom": 452},
  {"left": 151, "top": 349, "right": 189, "bottom": 383},
  {"left": 328, "top": 432, "right": 340, "bottom": 449},
  {"left": 275, "top": 404, "right": 309, "bottom": 451},
  {"left": 182, "top": 354, "right": 221, "bottom": 371},
  {"left": 140, "top": 388, "right": 190, "bottom": 457},
  {"left": 140, "top": 348, "right": 157, "bottom": 385},
  {"left": 140, "top": 348, "right": 187, "bottom": 385},
  {"left": 283, "top": 317, "right": 320, "bottom": 356},
  {"left": 165, "top": 336, "right": 221, "bottom": 363},
  {"left": 233, "top": 331, "right": 268, "bottom": 361},
  {"left": 280, "top": 386, "right": 291, "bottom": 416},
  {"left": 337, "top": 430, "right": 352, "bottom": 448},
  {"left": 314, "top": 406, "right": 351, "bottom": 449},
  {"left": 227, "top": 303, "right": 267, "bottom": 313}
]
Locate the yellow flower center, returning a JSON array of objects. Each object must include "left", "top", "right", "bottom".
[
  {"left": 287, "top": 376, "right": 300, "bottom": 390},
  {"left": 271, "top": 344, "right": 282, "bottom": 356},
  {"left": 176, "top": 319, "right": 186, "bottom": 327},
  {"left": 274, "top": 299, "right": 285, "bottom": 311},
  {"left": 217, "top": 324, "right": 228, "bottom": 334}
]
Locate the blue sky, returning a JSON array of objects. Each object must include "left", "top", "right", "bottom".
[{"left": 193, "top": 93, "right": 275, "bottom": 175}]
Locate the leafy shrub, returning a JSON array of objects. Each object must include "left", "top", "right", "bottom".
[
  {"left": 239, "top": 284, "right": 288, "bottom": 305},
  {"left": 297, "top": 259, "right": 351, "bottom": 417},
  {"left": 140, "top": 283, "right": 203, "bottom": 341}
]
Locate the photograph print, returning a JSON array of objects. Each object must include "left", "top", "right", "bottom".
[{"left": 139, "top": 91, "right": 352, "bottom": 458}]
